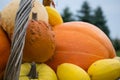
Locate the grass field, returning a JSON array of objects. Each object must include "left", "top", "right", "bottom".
[{"left": 116, "top": 51, "right": 120, "bottom": 56}]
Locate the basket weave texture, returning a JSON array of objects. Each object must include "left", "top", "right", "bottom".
[{"left": 3, "top": 0, "right": 33, "bottom": 80}]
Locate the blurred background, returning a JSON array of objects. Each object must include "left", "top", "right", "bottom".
[{"left": 0, "top": 0, "right": 120, "bottom": 55}]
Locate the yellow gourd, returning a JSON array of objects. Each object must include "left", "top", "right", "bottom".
[
  {"left": 45, "top": 6, "right": 63, "bottom": 28},
  {"left": 19, "top": 62, "right": 58, "bottom": 80},
  {"left": 88, "top": 59, "right": 120, "bottom": 80},
  {"left": 57, "top": 63, "right": 90, "bottom": 80}
]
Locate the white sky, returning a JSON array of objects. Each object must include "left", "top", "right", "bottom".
[{"left": 0, "top": 0, "right": 120, "bottom": 39}]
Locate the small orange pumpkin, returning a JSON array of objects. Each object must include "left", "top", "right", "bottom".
[
  {"left": 23, "top": 20, "right": 55, "bottom": 63},
  {"left": 46, "top": 22, "right": 116, "bottom": 71},
  {"left": 0, "top": 25, "right": 10, "bottom": 79}
]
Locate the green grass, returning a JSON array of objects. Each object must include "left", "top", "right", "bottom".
[{"left": 116, "top": 51, "right": 120, "bottom": 56}]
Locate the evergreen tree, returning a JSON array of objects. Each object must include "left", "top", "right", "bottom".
[
  {"left": 61, "top": 7, "right": 75, "bottom": 22},
  {"left": 76, "top": 1, "right": 92, "bottom": 23},
  {"left": 93, "top": 6, "right": 110, "bottom": 38},
  {"left": 113, "top": 38, "right": 120, "bottom": 51},
  {"left": 62, "top": 1, "right": 111, "bottom": 39}
]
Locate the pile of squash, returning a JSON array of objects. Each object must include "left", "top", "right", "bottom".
[{"left": 0, "top": 0, "right": 119, "bottom": 80}]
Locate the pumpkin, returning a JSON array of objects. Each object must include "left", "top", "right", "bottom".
[
  {"left": 23, "top": 20, "right": 55, "bottom": 62},
  {"left": 45, "top": 6, "right": 63, "bottom": 28},
  {"left": 19, "top": 62, "right": 58, "bottom": 80},
  {"left": 46, "top": 22, "right": 116, "bottom": 71},
  {"left": 0, "top": 26, "right": 10, "bottom": 79},
  {"left": 1, "top": 0, "right": 48, "bottom": 39}
]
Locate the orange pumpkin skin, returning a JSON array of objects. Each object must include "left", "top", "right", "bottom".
[
  {"left": 23, "top": 20, "right": 55, "bottom": 62},
  {"left": 0, "top": 26, "right": 10, "bottom": 79},
  {"left": 46, "top": 22, "right": 116, "bottom": 71}
]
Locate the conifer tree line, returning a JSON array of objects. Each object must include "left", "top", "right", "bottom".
[{"left": 61, "top": 1, "right": 120, "bottom": 51}]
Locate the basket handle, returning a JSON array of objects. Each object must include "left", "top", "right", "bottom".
[{"left": 3, "top": 0, "right": 33, "bottom": 80}]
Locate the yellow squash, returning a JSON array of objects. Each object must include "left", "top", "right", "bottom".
[
  {"left": 57, "top": 63, "right": 90, "bottom": 80},
  {"left": 45, "top": 6, "right": 63, "bottom": 28},
  {"left": 19, "top": 62, "right": 58, "bottom": 80},
  {"left": 88, "top": 59, "right": 120, "bottom": 80}
]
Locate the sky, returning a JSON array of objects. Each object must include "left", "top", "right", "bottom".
[{"left": 0, "top": 0, "right": 120, "bottom": 39}]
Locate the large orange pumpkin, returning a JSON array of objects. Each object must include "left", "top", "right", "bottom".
[
  {"left": 46, "top": 22, "right": 116, "bottom": 71},
  {"left": 0, "top": 26, "right": 10, "bottom": 79}
]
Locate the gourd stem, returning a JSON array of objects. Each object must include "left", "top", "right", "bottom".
[
  {"left": 43, "top": 0, "right": 55, "bottom": 7},
  {"left": 28, "top": 62, "right": 38, "bottom": 79},
  {"left": 43, "top": 0, "right": 51, "bottom": 6},
  {"left": 32, "top": 12, "right": 37, "bottom": 20}
]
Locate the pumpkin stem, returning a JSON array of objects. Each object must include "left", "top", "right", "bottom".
[
  {"left": 32, "top": 12, "right": 37, "bottom": 20},
  {"left": 43, "top": 0, "right": 55, "bottom": 7},
  {"left": 28, "top": 62, "right": 38, "bottom": 79}
]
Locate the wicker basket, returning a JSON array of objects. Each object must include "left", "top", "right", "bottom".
[{"left": 3, "top": 0, "right": 33, "bottom": 80}]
